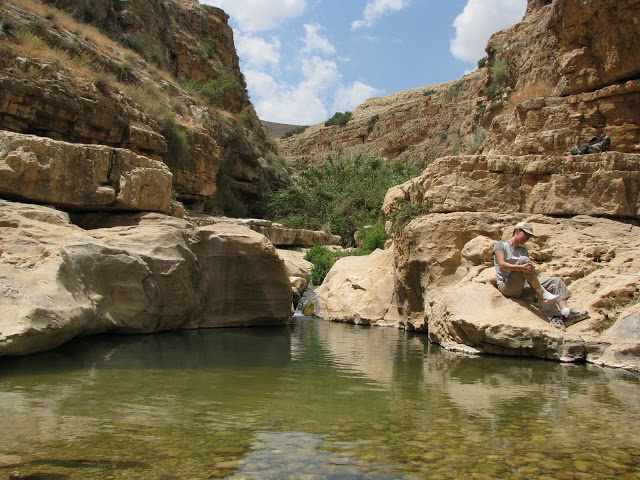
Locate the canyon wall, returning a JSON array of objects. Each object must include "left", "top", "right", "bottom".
[{"left": 311, "top": 0, "right": 640, "bottom": 371}]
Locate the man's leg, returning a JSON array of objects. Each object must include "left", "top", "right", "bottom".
[{"left": 498, "top": 271, "right": 526, "bottom": 297}]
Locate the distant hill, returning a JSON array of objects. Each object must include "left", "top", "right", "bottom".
[{"left": 261, "top": 120, "right": 306, "bottom": 139}]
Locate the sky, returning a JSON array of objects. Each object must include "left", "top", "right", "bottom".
[{"left": 201, "top": 0, "right": 528, "bottom": 125}]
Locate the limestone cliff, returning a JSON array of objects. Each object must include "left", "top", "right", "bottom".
[
  {"left": 278, "top": 72, "right": 487, "bottom": 171},
  {"left": 0, "top": 0, "right": 287, "bottom": 216}
]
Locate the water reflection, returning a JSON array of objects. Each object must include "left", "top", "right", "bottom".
[{"left": 0, "top": 317, "right": 638, "bottom": 480}]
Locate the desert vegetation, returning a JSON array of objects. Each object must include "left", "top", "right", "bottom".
[
  {"left": 266, "top": 154, "right": 428, "bottom": 245},
  {"left": 324, "top": 111, "right": 352, "bottom": 127}
]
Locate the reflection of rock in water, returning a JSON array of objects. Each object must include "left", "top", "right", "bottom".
[
  {"left": 0, "top": 328, "right": 293, "bottom": 376},
  {"left": 314, "top": 319, "right": 428, "bottom": 386}
]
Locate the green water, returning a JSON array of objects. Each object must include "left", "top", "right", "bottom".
[{"left": 0, "top": 316, "right": 639, "bottom": 480}]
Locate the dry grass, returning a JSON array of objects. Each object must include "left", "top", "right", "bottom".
[
  {"left": 7, "top": 0, "right": 127, "bottom": 60},
  {"left": 15, "top": 30, "right": 100, "bottom": 80}
]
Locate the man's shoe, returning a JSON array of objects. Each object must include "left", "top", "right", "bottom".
[
  {"left": 563, "top": 310, "right": 589, "bottom": 327},
  {"left": 550, "top": 316, "right": 566, "bottom": 331}
]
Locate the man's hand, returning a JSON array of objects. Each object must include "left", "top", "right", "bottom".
[{"left": 521, "top": 262, "right": 535, "bottom": 274}]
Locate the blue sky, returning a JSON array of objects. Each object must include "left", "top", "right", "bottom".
[{"left": 201, "top": 0, "right": 527, "bottom": 125}]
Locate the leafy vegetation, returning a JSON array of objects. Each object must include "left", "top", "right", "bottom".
[
  {"left": 325, "top": 111, "right": 352, "bottom": 127},
  {"left": 465, "top": 127, "right": 488, "bottom": 154},
  {"left": 304, "top": 246, "right": 336, "bottom": 285},
  {"left": 484, "top": 58, "right": 510, "bottom": 99},
  {"left": 185, "top": 74, "right": 245, "bottom": 111},
  {"left": 367, "top": 114, "right": 379, "bottom": 134},
  {"left": 266, "top": 154, "right": 427, "bottom": 246},
  {"left": 304, "top": 221, "right": 391, "bottom": 284},
  {"left": 387, "top": 183, "right": 431, "bottom": 234}
]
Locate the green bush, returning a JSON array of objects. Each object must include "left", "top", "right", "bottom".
[
  {"left": 490, "top": 58, "right": 509, "bottom": 85},
  {"left": 465, "top": 128, "right": 488, "bottom": 154},
  {"left": 266, "top": 155, "right": 427, "bottom": 245},
  {"left": 357, "top": 220, "right": 389, "bottom": 252},
  {"left": 201, "top": 74, "right": 242, "bottom": 110},
  {"left": 484, "top": 58, "right": 510, "bottom": 99},
  {"left": 325, "top": 111, "right": 352, "bottom": 127},
  {"left": 484, "top": 83, "right": 503, "bottom": 99},
  {"left": 185, "top": 75, "right": 244, "bottom": 111},
  {"left": 388, "top": 184, "right": 431, "bottom": 234},
  {"left": 304, "top": 246, "right": 336, "bottom": 285},
  {"left": 477, "top": 56, "right": 487, "bottom": 69}
]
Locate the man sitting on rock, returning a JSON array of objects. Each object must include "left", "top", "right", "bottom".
[{"left": 493, "top": 222, "right": 588, "bottom": 330}]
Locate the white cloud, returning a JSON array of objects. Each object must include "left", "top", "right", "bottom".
[
  {"left": 351, "top": 0, "right": 409, "bottom": 30},
  {"left": 450, "top": 0, "right": 527, "bottom": 63},
  {"left": 205, "top": 0, "right": 384, "bottom": 124},
  {"left": 245, "top": 69, "right": 328, "bottom": 124},
  {"left": 334, "top": 81, "right": 383, "bottom": 112},
  {"left": 303, "top": 24, "right": 336, "bottom": 55},
  {"left": 301, "top": 56, "right": 340, "bottom": 92},
  {"left": 236, "top": 34, "right": 281, "bottom": 69},
  {"left": 202, "top": 0, "right": 306, "bottom": 32}
]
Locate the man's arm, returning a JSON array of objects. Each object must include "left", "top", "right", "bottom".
[{"left": 495, "top": 249, "right": 535, "bottom": 274}]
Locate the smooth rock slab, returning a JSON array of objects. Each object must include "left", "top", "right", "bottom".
[{"left": 0, "top": 199, "right": 292, "bottom": 356}]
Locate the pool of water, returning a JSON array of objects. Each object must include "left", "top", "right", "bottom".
[{"left": 1, "top": 315, "right": 639, "bottom": 480}]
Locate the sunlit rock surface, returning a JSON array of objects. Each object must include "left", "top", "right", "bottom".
[{"left": 0, "top": 199, "right": 293, "bottom": 356}]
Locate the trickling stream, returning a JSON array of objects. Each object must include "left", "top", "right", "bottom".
[{"left": 1, "top": 315, "right": 639, "bottom": 479}]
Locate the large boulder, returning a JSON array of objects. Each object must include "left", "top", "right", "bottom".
[
  {"left": 0, "top": 131, "right": 173, "bottom": 213},
  {"left": 313, "top": 247, "right": 402, "bottom": 327},
  {"left": 0, "top": 199, "right": 293, "bottom": 356},
  {"left": 391, "top": 212, "right": 640, "bottom": 371}
]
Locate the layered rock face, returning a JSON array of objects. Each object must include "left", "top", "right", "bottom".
[
  {"left": 0, "top": 199, "right": 293, "bottom": 356},
  {"left": 0, "top": 131, "right": 173, "bottom": 212},
  {"left": 484, "top": 0, "right": 640, "bottom": 155},
  {"left": 0, "top": 0, "right": 284, "bottom": 215},
  {"left": 278, "top": 72, "right": 486, "bottom": 170}
]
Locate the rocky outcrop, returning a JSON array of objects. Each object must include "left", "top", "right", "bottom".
[
  {"left": 485, "top": 81, "right": 640, "bottom": 156},
  {"left": 312, "top": 0, "right": 640, "bottom": 372},
  {"left": 0, "top": 131, "right": 173, "bottom": 212},
  {"left": 0, "top": 199, "right": 293, "bottom": 356},
  {"left": 500, "top": 0, "right": 640, "bottom": 98},
  {"left": 315, "top": 211, "right": 640, "bottom": 370},
  {"left": 241, "top": 219, "right": 342, "bottom": 247},
  {"left": 0, "top": 0, "right": 285, "bottom": 216},
  {"left": 383, "top": 152, "right": 640, "bottom": 219}
]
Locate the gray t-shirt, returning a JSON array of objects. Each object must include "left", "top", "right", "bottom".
[{"left": 494, "top": 240, "right": 530, "bottom": 284}]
